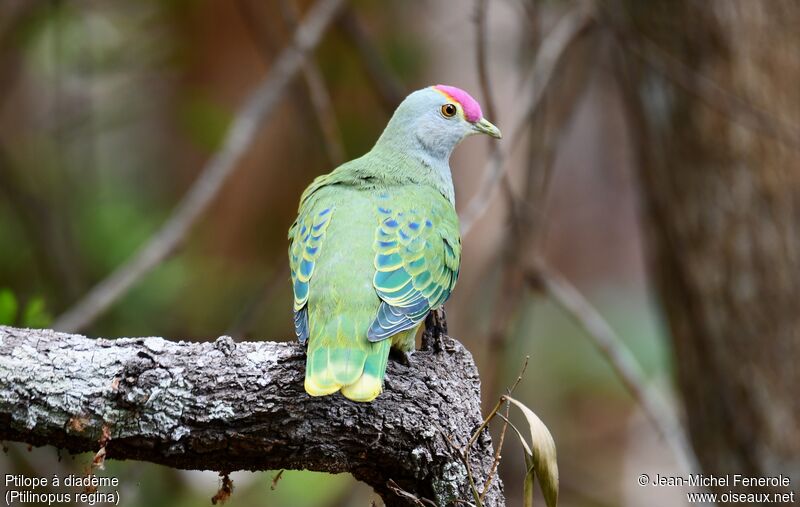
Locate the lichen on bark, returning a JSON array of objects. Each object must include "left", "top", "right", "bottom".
[{"left": 0, "top": 325, "right": 504, "bottom": 506}]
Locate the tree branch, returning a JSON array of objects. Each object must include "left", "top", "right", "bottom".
[
  {"left": 0, "top": 325, "right": 504, "bottom": 507},
  {"left": 460, "top": 4, "right": 594, "bottom": 236},
  {"left": 52, "top": 0, "right": 346, "bottom": 333},
  {"left": 528, "top": 262, "right": 701, "bottom": 477},
  {"left": 337, "top": 7, "right": 406, "bottom": 112},
  {"left": 279, "top": 0, "right": 346, "bottom": 166}
]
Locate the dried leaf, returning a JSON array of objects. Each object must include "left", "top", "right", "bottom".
[
  {"left": 523, "top": 455, "right": 535, "bottom": 507},
  {"left": 99, "top": 424, "right": 112, "bottom": 446},
  {"left": 506, "top": 396, "right": 559, "bottom": 507},
  {"left": 211, "top": 472, "right": 233, "bottom": 505},
  {"left": 92, "top": 447, "right": 106, "bottom": 471},
  {"left": 271, "top": 470, "right": 284, "bottom": 490}
]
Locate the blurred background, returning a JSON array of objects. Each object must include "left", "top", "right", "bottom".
[{"left": 1, "top": 0, "right": 798, "bottom": 506}]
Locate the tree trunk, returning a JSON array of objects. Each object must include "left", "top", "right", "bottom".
[
  {"left": 0, "top": 325, "right": 504, "bottom": 507},
  {"left": 621, "top": 0, "right": 800, "bottom": 496}
]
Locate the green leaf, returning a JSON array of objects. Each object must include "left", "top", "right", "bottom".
[
  {"left": 0, "top": 289, "right": 18, "bottom": 325},
  {"left": 22, "top": 297, "right": 52, "bottom": 329},
  {"left": 506, "top": 396, "right": 559, "bottom": 507}
]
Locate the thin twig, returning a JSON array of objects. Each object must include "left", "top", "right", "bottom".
[
  {"left": 460, "top": 5, "right": 594, "bottom": 236},
  {"left": 337, "top": 7, "right": 405, "bottom": 111},
  {"left": 468, "top": 356, "right": 528, "bottom": 450},
  {"left": 234, "top": 0, "right": 338, "bottom": 166},
  {"left": 477, "top": 2, "right": 590, "bottom": 402},
  {"left": 468, "top": 356, "right": 530, "bottom": 502},
  {"left": 474, "top": 0, "right": 521, "bottom": 235},
  {"left": 474, "top": 0, "right": 497, "bottom": 124},
  {"left": 440, "top": 430, "right": 484, "bottom": 507},
  {"left": 506, "top": 355, "right": 529, "bottom": 395},
  {"left": 479, "top": 401, "right": 509, "bottom": 502},
  {"left": 434, "top": 415, "right": 484, "bottom": 507},
  {"left": 529, "top": 261, "right": 701, "bottom": 475},
  {"left": 468, "top": 398, "right": 505, "bottom": 455},
  {"left": 53, "top": 0, "right": 347, "bottom": 332},
  {"left": 494, "top": 412, "right": 527, "bottom": 451}
]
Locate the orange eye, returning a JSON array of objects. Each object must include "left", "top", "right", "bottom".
[{"left": 441, "top": 103, "right": 457, "bottom": 118}]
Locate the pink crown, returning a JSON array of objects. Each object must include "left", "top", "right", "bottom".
[{"left": 433, "top": 85, "right": 483, "bottom": 123}]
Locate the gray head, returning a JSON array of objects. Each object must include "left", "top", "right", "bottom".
[{"left": 375, "top": 85, "right": 501, "bottom": 161}]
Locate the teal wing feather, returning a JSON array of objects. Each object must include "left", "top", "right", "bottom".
[
  {"left": 368, "top": 200, "right": 461, "bottom": 342},
  {"left": 288, "top": 196, "right": 334, "bottom": 343},
  {"left": 288, "top": 162, "right": 375, "bottom": 343}
]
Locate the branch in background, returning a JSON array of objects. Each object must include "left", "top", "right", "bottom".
[
  {"left": 52, "top": 0, "right": 347, "bottom": 333},
  {"left": 475, "top": 1, "right": 591, "bottom": 401},
  {"left": 466, "top": 1, "right": 703, "bottom": 484},
  {"left": 236, "top": 0, "right": 343, "bottom": 166},
  {"left": 460, "top": 5, "right": 594, "bottom": 236},
  {"left": 527, "top": 262, "right": 702, "bottom": 476},
  {"left": 235, "top": 0, "right": 315, "bottom": 113},
  {"left": 477, "top": 357, "right": 528, "bottom": 503},
  {"left": 479, "top": 112, "right": 572, "bottom": 401},
  {"left": 474, "top": 0, "right": 497, "bottom": 124},
  {"left": 337, "top": 7, "right": 406, "bottom": 112},
  {"left": 473, "top": 0, "right": 521, "bottom": 237},
  {"left": 0, "top": 325, "right": 505, "bottom": 507},
  {"left": 230, "top": 0, "right": 342, "bottom": 341},
  {"left": 609, "top": 42, "right": 717, "bottom": 505},
  {"left": 280, "top": 0, "right": 346, "bottom": 165}
]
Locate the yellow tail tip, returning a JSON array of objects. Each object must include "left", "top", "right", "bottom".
[
  {"left": 304, "top": 377, "right": 341, "bottom": 397},
  {"left": 339, "top": 373, "right": 383, "bottom": 402}
]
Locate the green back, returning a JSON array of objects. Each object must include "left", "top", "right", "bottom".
[{"left": 288, "top": 156, "right": 462, "bottom": 401}]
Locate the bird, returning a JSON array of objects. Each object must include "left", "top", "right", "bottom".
[{"left": 288, "top": 84, "right": 501, "bottom": 402}]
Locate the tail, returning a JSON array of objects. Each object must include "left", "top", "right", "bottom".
[{"left": 304, "top": 317, "right": 391, "bottom": 402}]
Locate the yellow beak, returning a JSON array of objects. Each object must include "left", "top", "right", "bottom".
[{"left": 472, "top": 117, "right": 502, "bottom": 139}]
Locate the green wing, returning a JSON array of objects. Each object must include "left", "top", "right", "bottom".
[
  {"left": 288, "top": 188, "right": 334, "bottom": 343},
  {"left": 368, "top": 199, "right": 461, "bottom": 341}
]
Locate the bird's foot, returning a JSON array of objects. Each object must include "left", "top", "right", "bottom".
[
  {"left": 390, "top": 348, "right": 413, "bottom": 367},
  {"left": 422, "top": 308, "right": 448, "bottom": 352}
]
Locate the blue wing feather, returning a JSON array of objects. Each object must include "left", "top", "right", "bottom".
[
  {"left": 288, "top": 201, "right": 334, "bottom": 342},
  {"left": 294, "top": 307, "right": 309, "bottom": 344},
  {"left": 367, "top": 299, "right": 428, "bottom": 342},
  {"left": 369, "top": 201, "right": 461, "bottom": 342}
]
